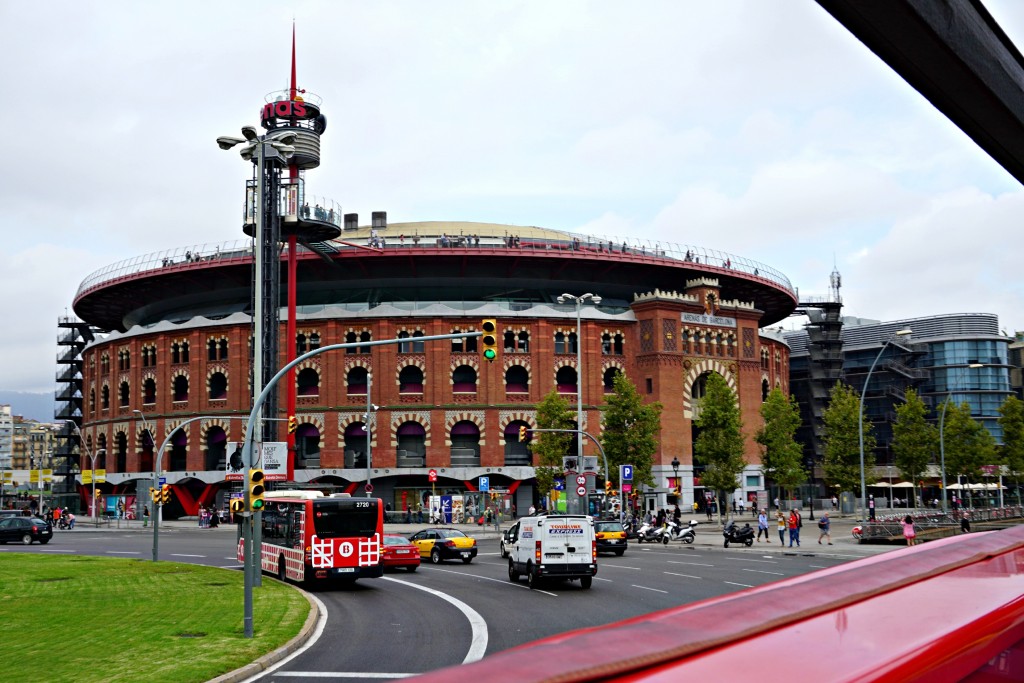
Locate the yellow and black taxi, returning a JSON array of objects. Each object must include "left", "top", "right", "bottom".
[
  {"left": 409, "top": 527, "right": 478, "bottom": 564},
  {"left": 594, "top": 519, "right": 627, "bottom": 556}
]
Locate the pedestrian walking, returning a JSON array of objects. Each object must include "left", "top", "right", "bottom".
[
  {"left": 902, "top": 515, "right": 917, "bottom": 546},
  {"left": 757, "top": 509, "right": 770, "bottom": 543},
  {"left": 817, "top": 512, "right": 833, "bottom": 545},
  {"left": 143, "top": 505, "right": 150, "bottom": 527},
  {"left": 788, "top": 509, "right": 801, "bottom": 547},
  {"left": 493, "top": 507, "right": 502, "bottom": 533},
  {"left": 776, "top": 510, "right": 787, "bottom": 544},
  {"left": 831, "top": 495, "right": 838, "bottom": 511}
]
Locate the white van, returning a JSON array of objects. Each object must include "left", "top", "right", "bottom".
[{"left": 506, "top": 514, "right": 597, "bottom": 589}]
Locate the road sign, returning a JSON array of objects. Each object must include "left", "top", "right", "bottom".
[
  {"left": 622, "top": 483, "right": 632, "bottom": 493},
  {"left": 554, "top": 478, "right": 565, "bottom": 491},
  {"left": 576, "top": 485, "right": 587, "bottom": 497},
  {"left": 428, "top": 469, "right": 438, "bottom": 482},
  {"left": 365, "top": 483, "right": 374, "bottom": 493},
  {"left": 621, "top": 464, "right": 633, "bottom": 481},
  {"left": 576, "top": 475, "right": 586, "bottom": 486},
  {"left": 159, "top": 477, "right": 166, "bottom": 485},
  {"left": 479, "top": 476, "right": 490, "bottom": 492}
]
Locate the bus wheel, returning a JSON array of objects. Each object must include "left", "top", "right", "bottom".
[{"left": 278, "top": 556, "right": 287, "bottom": 583}]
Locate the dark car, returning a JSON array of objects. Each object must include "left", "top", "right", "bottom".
[
  {"left": 594, "top": 520, "right": 628, "bottom": 556},
  {"left": 0, "top": 516, "right": 53, "bottom": 545},
  {"left": 0, "top": 509, "right": 27, "bottom": 519},
  {"left": 409, "top": 528, "right": 478, "bottom": 564}
]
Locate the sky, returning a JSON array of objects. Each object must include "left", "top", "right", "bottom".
[{"left": 2, "top": 0, "right": 1024, "bottom": 398}]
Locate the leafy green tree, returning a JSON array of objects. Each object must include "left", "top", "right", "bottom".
[
  {"left": 531, "top": 389, "right": 575, "bottom": 500},
  {"left": 600, "top": 373, "right": 662, "bottom": 489},
  {"left": 892, "top": 388, "right": 937, "bottom": 509},
  {"left": 944, "top": 401, "right": 997, "bottom": 505},
  {"left": 755, "top": 388, "right": 805, "bottom": 500},
  {"left": 998, "top": 396, "right": 1024, "bottom": 505},
  {"left": 693, "top": 373, "right": 746, "bottom": 525},
  {"left": 822, "top": 381, "right": 875, "bottom": 498}
]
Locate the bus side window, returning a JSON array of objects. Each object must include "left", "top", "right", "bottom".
[{"left": 291, "top": 510, "right": 303, "bottom": 549}]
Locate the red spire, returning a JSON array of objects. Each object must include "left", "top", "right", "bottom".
[{"left": 290, "top": 22, "right": 297, "bottom": 100}]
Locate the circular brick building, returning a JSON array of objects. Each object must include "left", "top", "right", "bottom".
[{"left": 72, "top": 221, "right": 795, "bottom": 518}]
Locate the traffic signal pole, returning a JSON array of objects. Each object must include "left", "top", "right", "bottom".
[{"left": 528, "top": 428, "right": 609, "bottom": 514}]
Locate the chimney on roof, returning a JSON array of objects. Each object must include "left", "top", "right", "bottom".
[
  {"left": 344, "top": 213, "right": 358, "bottom": 231},
  {"left": 372, "top": 211, "right": 387, "bottom": 231}
]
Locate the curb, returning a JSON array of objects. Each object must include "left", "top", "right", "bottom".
[{"left": 207, "top": 585, "right": 320, "bottom": 683}]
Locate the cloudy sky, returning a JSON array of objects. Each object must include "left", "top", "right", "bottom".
[{"left": 2, "top": 0, "right": 1023, "bottom": 397}]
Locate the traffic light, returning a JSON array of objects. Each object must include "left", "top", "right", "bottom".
[
  {"left": 149, "top": 487, "right": 158, "bottom": 502},
  {"left": 160, "top": 484, "right": 171, "bottom": 505},
  {"left": 229, "top": 498, "right": 245, "bottom": 514},
  {"left": 481, "top": 319, "right": 498, "bottom": 362},
  {"left": 605, "top": 481, "right": 612, "bottom": 495},
  {"left": 287, "top": 415, "right": 298, "bottom": 434},
  {"left": 518, "top": 425, "right": 528, "bottom": 442},
  {"left": 248, "top": 469, "right": 266, "bottom": 512}
]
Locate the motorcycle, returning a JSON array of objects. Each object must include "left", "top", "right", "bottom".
[
  {"left": 636, "top": 521, "right": 669, "bottom": 544},
  {"left": 722, "top": 520, "right": 755, "bottom": 547},
  {"left": 668, "top": 519, "right": 699, "bottom": 544}
]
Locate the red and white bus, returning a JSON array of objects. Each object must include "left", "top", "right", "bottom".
[{"left": 237, "top": 490, "right": 384, "bottom": 584}]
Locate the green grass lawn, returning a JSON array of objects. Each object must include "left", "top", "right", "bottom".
[{"left": 0, "top": 554, "right": 310, "bottom": 683}]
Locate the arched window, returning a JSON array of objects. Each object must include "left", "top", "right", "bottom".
[
  {"left": 346, "top": 367, "right": 368, "bottom": 395},
  {"left": 451, "top": 330, "right": 478, "bottom": 353},
  {"left": 504, "top": 331, "right": 516, "bottom": 352},
  {"left": 505, "top": 365, "right": 529, "bottom": 394},
  {"left": 359, "top": 331, "right": 371, "bottom": 354},
  {"left": 116, "top": 432, "right": 128, "bottom": 473},
  {"left": 450, "top": 421, "right": 480, "bottom": 467},
  {"left": 613, "top": 333, "right": 624, "bottom": 355},
  {"left": 411, "top": 331, "right": 425, "bottom": 353},
  {"left": 556, "top": 366, "right": 578, "bottom": 395},
  {"left": 295, "top": 422, "right": 321, "bottom": 468},
  {"left": 503, "top": 421, "right": 531, "bottom": 466},
  {"left": 297, "top": 367, "right": 319, "bottom": 396},
  {"left": 169, "top": 430, "right": 187, "bottom": 471},
  {"left": 137, "top": 430, "right": 151, "bottom": 472},
  {"left": 762, "top": 378, "right": 770, "bottom": 402},
  {"left": 296, "top": 333, "right": 308, "bottom": 354},
  {"left": 399, "top": 366, "right": 424, "bottom": 394},
  {"left": 119, "top": 381, "right": 130, "bottom": 407},
  {"left": 398, "top": 331, "right": 411, "bottom": 353},
  {"left": 452, "top": 365, "right": 477, "bottom": 393},
  {"left": 309, "top": 332, "right": 320, "bottom": 350},
  {"left": 691, "top": 372, "right": 712, "bottom": 420},
  {"left": 344, "top": 422, "right": 368, "bottom": 468},
  {"left": 89, "top": 388, "right": 96, "bottom": 414},
  {"left": 601, "top": 333, "right": 612, "bottom": 355},
  {"left": 101, "top": 385, "right": 110, "bottom": 410},
  {"left": 208, "top": 372, "right": 227, "bottom": 400},
  {"left": 345, "top": 331, "right": 358, "bottom": 355},
  {"left": 554, "top": 332, "right": 567, "bottom": 354},
  {"left": 173, "top": 375, "right": 189, "bottom": 402},
  {"left": 518, "top": 331, "right": 530, "bottom": 353},
  {"left": 208, "top": 339, "right": 218, "bottom": 361},
  {"left": 396, "top": 422, "right": 426, "bottom": 467},
  {"left": 603, "top": 367, "right": 621, "bottom": 393},
  {"left": 143, "top": 378, "right": 157, "bottom": 405},
  {"left": 205, "top": 426, "right": 227, "bottom": 471}
]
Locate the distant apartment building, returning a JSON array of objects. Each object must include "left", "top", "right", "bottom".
[{"left": 0, "top": 405, "right": 11, "bottom": 470}]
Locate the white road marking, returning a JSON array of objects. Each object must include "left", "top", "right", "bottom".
[
  {"left": 106, "top": 551, "right": 140, "bottom": 554},
  {"left": 594, "top": 577, "right": 613, "bottom": 582},
  {"left": 631, "top": 584, "right": 668, "bottom": 594},
  {"left": 667, "top": 560, "right": 714, "bottom": 567},
  {"left": 239, "top": 592, "right": 329, "bottom": 683},
  {"left": 601, "top": 564, "right": 641, "bottom": 570},
  {"left": 742, "top": 568, "right": 784, "bottom": 576},
  {"left": 273, "top": 673, "right": 415, "bottom": 679},
  {"left": 724, "top": 581, "right": 753, "bottom": 588},
  {"left": 809, "top": 564, "right": 828, "bottom": 569},
  {"left": 728, "top": 557, "right": 778, "bottom": 563},
  {"left": 170, "top": 553, "right": 206, "bottom": 558},
  {"left": 39, "top": 548, "right": 75, "bottom": 553},
  {"left": 383, "top": 577, "right": 488, "bottom": 663},
  {"left": 664, "top": 571, "right": 701, "bottom": 579}
]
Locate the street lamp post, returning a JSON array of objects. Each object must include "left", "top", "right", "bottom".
[
  {"left": 671, "top": 457, "right": 680, "bottom": 508},
  {"left": 938, "top": 363, "right": 984, "bottom": 513},
  {"left": 557, "top": 292, "right": 601, "bottom": 515},
  {"left": 858, "top": 329, "right": 912, "bottom": 523}
]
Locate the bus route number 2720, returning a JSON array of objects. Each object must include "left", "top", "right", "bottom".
[{"left": 356, "top": 501, "right": 371, "bottom": 508}]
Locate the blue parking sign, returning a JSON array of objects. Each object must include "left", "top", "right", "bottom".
[
  {"left": 621, "top": 465, "right": 633, "bottom": 481},
  {"left": 479, "top": 476, "right": 489, "bottom": 492}
]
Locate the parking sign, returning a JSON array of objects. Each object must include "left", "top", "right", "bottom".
[
  {"left": 621, "top": 464, "right": 633, "bottom": 481},
  {"left": 479, "top": 476, "right": 489, "bottom": 492}
]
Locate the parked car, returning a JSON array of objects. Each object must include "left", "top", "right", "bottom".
[
  {"left": 0, "top": 516, "right": 53, "bottom": 545},
  {"left": 0, "top": 509, "right": 27, "bottom": 519},
  {"left": 594, "top": 520, "right": 628, "bottom": 556},
  {"left": 382, "top": 534, "right": 421, "bottom": 572},
  {"left": 409, "top": 528, "right": 478, "bottom": 564}
]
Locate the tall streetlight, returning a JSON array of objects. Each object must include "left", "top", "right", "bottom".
[
  {"left": 858, "top": 329, "right": 913, "bottom": 522},
  {"left": 557, "top": 292, "right": 601, "bottom": 515},
  {"left": 938, "top": 363, "right": 984, "bottom": 513}
]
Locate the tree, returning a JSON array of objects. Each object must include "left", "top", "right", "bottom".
[
  {"left": 892, "top": 388, "right": 937, "bottom": 509},
  {"left": 822, "top": 382, "right": 875, "bottom": 499},
  {"left": 531, "top": 389, "right": 575, "bottom": 505},
  {"left": 693, "top": 373, "right": 746, "bottom": 525},
  {"left": 998, "top": 396, "right": 1024, "bottom": 505},
  {"left": 755, "top": 387, "right": 806, "bottom": 501},
  {"left": 600, "top": 373, "right": 662, "bottom": 490},
  {"left": 944, "top": 401, "right": 996, "bottom": 506}
]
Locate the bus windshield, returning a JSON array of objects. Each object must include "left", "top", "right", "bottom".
[{"left": 310, "top": 499, "right": 379, "bottom": 538}]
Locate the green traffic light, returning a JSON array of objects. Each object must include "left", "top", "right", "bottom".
[
  {"left": 483, "top": 349, "right": 496, "bottom": 360},
  {"left": 251, "top": 499, "right": 264, "bottom": 511}
]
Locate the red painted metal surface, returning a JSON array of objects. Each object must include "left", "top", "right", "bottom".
[{"left": 415, "top": 526, "right": 1024, "bottom": 682}]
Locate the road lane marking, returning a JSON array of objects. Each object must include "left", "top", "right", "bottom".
[
  {"left": 107, "top": 551, "right": 140, "bottom": 554},
  {"left": 39, "top": 548, "right": 75, "bottom": 553},
  {"left": 239, "top": 592, "right": 329, "bottom": 682},
  {"left": 809, "top": 564, "right": 828, "bottom": 568},
  {"left": 667, "top": 560, "right": 714, "bottom": 567},
  {"left": 273, "top": 673, "right": 415, "bottom": 679},
  {"left": 594, "top": 577, "right": 613, "bottom": 582},
  {"left": 383, "top": 577, "right": 488, "bottom": 663},
  {"left": 170, "top": 553, "right": 206, "bottom": 558},
  {"left": 425, "top": 566, "right": 557, "bottom": 596},
  {"left": 664, "top": 572, "right": 701, "bottom": 579},
  {"left": 728, "top": 557, "right": 778, "bottom": 563},
  {"left": 742, "top": 568, "right": 785, "bottom": 576},
  {"left": 601, "top": 564, "right": 641, "bottom": 570},
  {"left": 631, "top": 584, "right": 668, "bottom": 594},
  {"left": 724, "top": 581, "right": 753, "bottom": 588}
]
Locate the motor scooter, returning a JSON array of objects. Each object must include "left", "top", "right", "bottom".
[
  {"left": 722, "top": 520, "right": 755, "bottom": 547},
  {"left": 636, "top": 521, "right": 669, "bottom": 544},
  {"left": 668, "top": 519, "right": 699, "bottom": 544}
]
